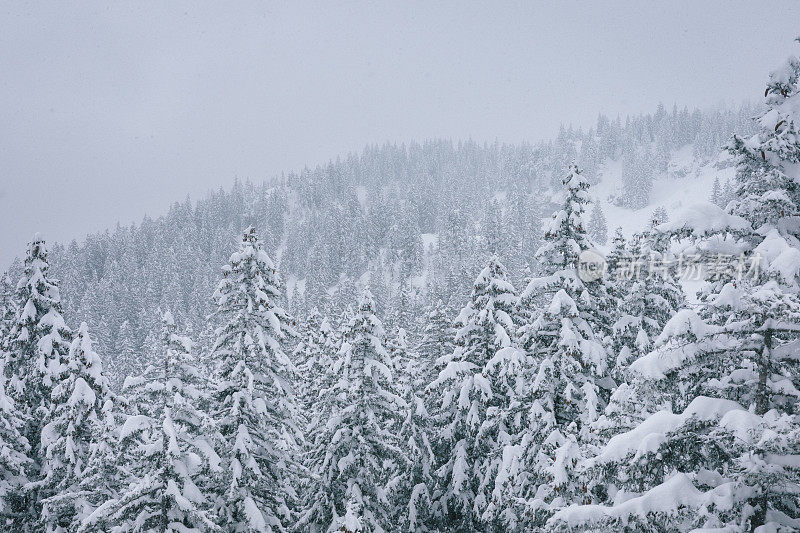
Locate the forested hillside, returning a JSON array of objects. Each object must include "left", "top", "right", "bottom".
[{"left": 2, "top": 104, "right": 757, "bottom": 379}]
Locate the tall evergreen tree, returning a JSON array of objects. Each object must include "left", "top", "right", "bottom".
[
  {"left": 293, "top": 307, "right": 337, "bottom": 413},
  {"left": 416, "top": 299, "right": 454, "bottom": 386},
  {"left": 493, "top": 165, "right": 613, "bottom": 529},
  {"left": 587, "top": 202, "right": 608, "bottom": 246},
  {"left": 594, "top": 226, "right": 685, "bottom": 447},
  {"left": 392, "top": 331, "right": 436, "bottom": 533},
  {"left": 0, "top": 273, "right": 17, "bottom": 349},
  {"left": 428, "top": 256, "right": 518, "bottom": 530},
  {"left": 38, "top": 323, "right": 111, "bottom": 531},
  {"left": 209, "top": 227, "right": 300, "bottom": 532},
  {"left": 0, "top": 373, "right": 30, "bottom": 527},
  {"left": 298, "top": 289, "right": 405, "bottom": 532},
  {"left": 5, "top": 236, "right": 73, "bottom": 525},
  {"left": 82, "top": 311, "right": 220, "bottom": 532}
]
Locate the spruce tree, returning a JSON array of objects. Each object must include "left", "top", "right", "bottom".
[
  {"left": 38, "top": 323, "right": 111, "bottom": 531},
  {"left": 391, "top": 327, "right": 437, "bottom": 532},
  {"left": 608, "top": 227, "right": 684, "bottom": 374},
  {"left": 494, "top": 165, "right": 613, "bottom": 529},
  {"left": 297, "top": 289, "right": 405, "bottom": 532},
  {"left": 5, "top": 236, "right": 73, "bottom": 525},
  {"left": 587, "top": 202, "right": 608, "bottom": 246},
  {"left": 82, "top": 311, "right": 220, "bottom": 532},
  {"left": 0, "top": 273, "right": 17, "bottom": 350},
  {"left": 416, "top": 299, "right": 454, "bottom": 386},
  {"left": 593, "top": 225, "right": 685, "bottom": 451},
  {"left": 73, "top": 396, "right": 124, "bottom": 532},
  {"left": 710, "top": 175, "right": 722, "bottom": 206},
  {"left": 0, "top": 373, "right": 30, "bottom": 527},
  {"left": 0, "top": 274, "right": 29, "bottom": 526},
  {"left": 428, "top": 256, "right": 518, "bottom": 530},
  {"left": 209, "top": 227, "right": 300, "bottom": 531},
  {"left": 293, "top": 307, "right": 337, "bottom": 413}
]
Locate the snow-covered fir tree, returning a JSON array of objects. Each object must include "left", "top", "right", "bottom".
[
  {"left": 293, "top": 306, "right": 337, "bottom": 413},
  {"left": 587, "top": 202, "right": 608, "bottom": 245},
  {"left": 81, "top": 311, "right": 220, "bottom": 532},
  {"left": 710, "top": 175, "right": 723, "bottom": 206},
  {"left": 0, "top": 373, "right": 30, "bottom": 527},
  {"left": 492, "top": 165, "right": 613, "bottom": 529},
  {"left": 427, "top": 256, "right": 518, "bottom": 530},
  {"left": 0, "top": 273, "right": 17, "bottom": 349},
  {"left": 38, "top": 322, "right": 111, "bottom": 531},
  {"left": 608, "top": 226, "right": 685, "bottom": 373},
  {"left": 593, "top": 224, "right": 685, "bottom": 450},
  {"left": 72, "top": 396, "right": 124, "bottom": 532},
  {"left": 551, "top": 41, "right": 800, "bottom": 532},
  {"left": 208, "top": 227, "right": 300, "bottom": 532},
  {"left": 298, "top": 289, "right": 406, "bottom": 532},
  {"left": 604, "top": 228, "right": 628, "bottom": 278},
  {"left": 390, "top": 327, "right": 436, "bottom": 532},
  {"left": 651, "top": 205, "right": 669, "bottom": 226},
  {"left": 416, "top": 299, "right": 454, "bottom": 386},
  {"left": 4, "top": 236, "right": 73, "bottom": 525}
]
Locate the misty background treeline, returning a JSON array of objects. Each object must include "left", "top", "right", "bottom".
[{"left": 4, "top": 103, "right": 757, "bottom": 382}]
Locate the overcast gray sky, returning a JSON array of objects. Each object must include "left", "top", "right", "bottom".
[{"left": 1, "top": 1, "right": 799, "bottom": 269}]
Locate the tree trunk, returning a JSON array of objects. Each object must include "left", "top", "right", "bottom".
[{"left": 756, "top": 329, "right": 772, "bottom": 416}]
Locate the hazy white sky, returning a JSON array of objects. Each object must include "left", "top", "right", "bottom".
[{"left": 1, "top": 1, "right": 799, "bottom": 268}]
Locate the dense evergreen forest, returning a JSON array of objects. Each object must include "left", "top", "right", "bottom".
[
  {"left": 3, "top": 103, "right": 756, "bottom": 381},
  {"left": 1, "top": 43, "right": 799, "bottom": 532}
]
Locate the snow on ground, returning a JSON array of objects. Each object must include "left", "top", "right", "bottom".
[
  {"left": 355, "top": 185, "right": 368, "bottom": 210},
  {"left": 420, "top": 233, "right": 439, "bottom": 250},
  {"left": 592, "top": 147, "right": 736, "bottom": 252},
  {"left": 589, "top": 147, "right": 737, "bottom": 303}
]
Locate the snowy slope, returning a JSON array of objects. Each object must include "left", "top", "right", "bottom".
[{"left": 592, "top": 146, "right": 736, "bottom": 249}]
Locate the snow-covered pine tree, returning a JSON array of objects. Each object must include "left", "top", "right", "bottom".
[
  {"left": 390, "top": 326, "right": 437, "bottom": 532},
  {"left": 492, "top": 165, "right": 613, "bottom": 529},
  {"left": 0, "top": 273, "right": 17, "bottom": 349},
  {"left": 387, "top": 327, "right": 411, "bottom": 392},
  {"left": 587, "top": 202, "right": 608, "bottom": 245},
  {"left": 721, "top": 177, "right": 736, "bottom": 209},
  {"left": 209, "top": 227, "right": 300, "bottom": 532},
  {"left": 416, "top": 299, "right": 454, "bottom": 386},
  {"left": 82, "top": 311, "right": 219, "bottom": 532},
  {"left": 651, "top": 205, "right": 669, "bottom": 226},
  {"left": 427, "top": 256, "right": 518, "bottom": 530},
  {"left": 111, "top": 319, "right": 137, "bottom": 384},
  {"left": 550, "top": 42, "right": 800, "bottom": 532},
  {"left": 293, "top": 306, "right": 337, "bottom": 413},
  {"left": 602, "top": 227, "right": 631, "bottom": 307},
  {"left": 608, "top": 226, "right": 685, "bottom": 374},
  {"left": 604, "top": 227, "right": 628, "bottom": 279},
  {"left": 0, "top": 273, "right": 29, "bottom": 526},
  {"left": 0, "top": 372, "right": 30, "bottom": 527},
  {"left": 297, "top": 289, "right": 405, "bottom": 532},
  {"left": 621, "top": 147, "right": 655, "bottom": 209},
  {"left": 37, "top": 323, "right": 111, "bottom": 531},
  {"left": 72, "top": 396, "right": 124, "bottom": 532},
  {"left": 4, "top": 235, "right": 73, "bottom": 525},
  {"left": 710, "top": 175, "right": 722, "bottom": 206},
  {"left": 593, "top": 224, "right": 685, "bottom": 448}
]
